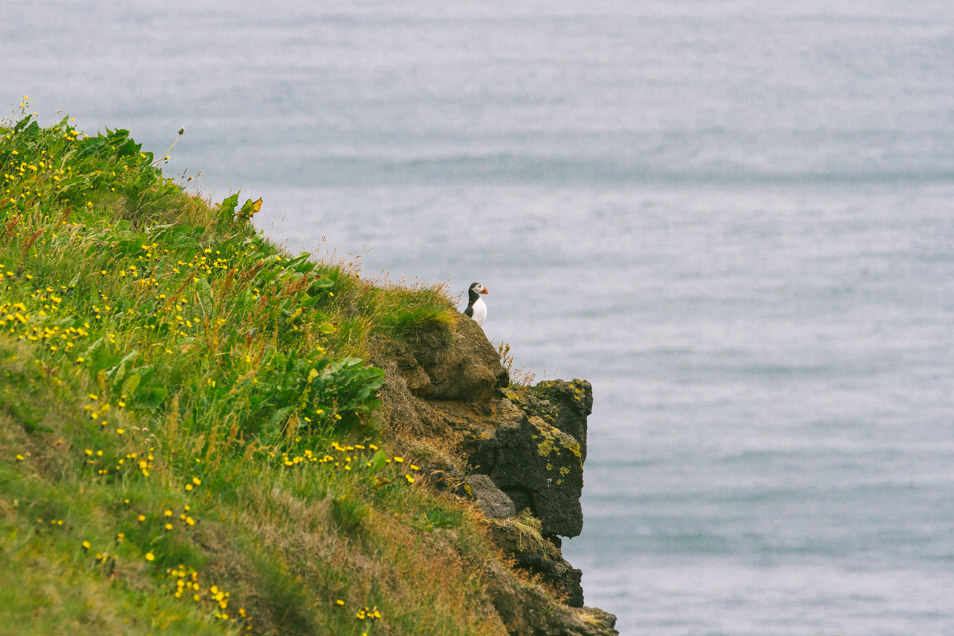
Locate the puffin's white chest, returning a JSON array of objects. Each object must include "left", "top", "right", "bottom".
[{"left": 470, "top": 297, "right": 487, "bottom": 326}]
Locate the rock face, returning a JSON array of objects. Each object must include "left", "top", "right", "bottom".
[
  {"left": 465, "top": 473, "right": 517, "bottom": 520},
  {"left": 375, "top": 315, "right": 617, "bottom": 636},
  {"left": 522, "top": 380, "right": 593, "bottom": 462},
  {"left": 392, "top": 317, "right": 509, "bottom": 403},
  {"left": 465, "top": 381, "right": 592, "bottom": 538},
  {"left": 487, "top": 513, "right": 585, "bottom": 607},
  {"left": 483, "top": 560, "right": 618, "bottom": 636}
]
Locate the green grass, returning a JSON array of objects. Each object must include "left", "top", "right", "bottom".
[{"left": 0, "top": 104, "right": 504, "bottom": 635}]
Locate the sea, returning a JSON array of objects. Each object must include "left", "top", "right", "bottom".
[{"left": 3, "top": 2, "right": 953, "bottom": 634}]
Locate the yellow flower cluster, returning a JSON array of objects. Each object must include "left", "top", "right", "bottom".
[
  {"left": 171, "top": 249, "right": 236, "bottom": 279},
  {"left": 184, "top": 475, "right": 202, "bottom": 492},
  {"left": 275, "top": 441, "right": 422, "bottom": 489},
  {"left": 165, "top": 565, "right": 250, "bottom": 625},
  {"left": 0, "top": 298, "right": 89, "bottom": 356},
  {"left": 143, "top": 503, "right": 198, "bottom": 532},
  {"left": 1, "top": 147, "right": 76, "bottom": 199},
  {"left": 1, "top": 117, "right": 139, "bottom": 210},
  {"left": 82, "top": 394, "right": 113, "bottom": 423},
  {"left": 39, "top": 518, "right": 66, "bottom": 526},
  {"left": 336, "top": 599, "right": 382, "bottom": 633},
  {"left": 355, "top": 605, "right": 382, "bottom": 621},
  {"left": 82, "top": 445, "right": 155, "bottom": 478}
]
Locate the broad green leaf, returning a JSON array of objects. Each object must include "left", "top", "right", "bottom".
[
  {"left": 121, "top": 373, "right": 141, "bottom": 396},
  {"left": 369, "top": 450, "right": 387, "bottom": 472}
]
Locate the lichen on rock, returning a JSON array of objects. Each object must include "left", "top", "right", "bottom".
[
  {"left": 523, "top": 379, "right": 593, "bottom": 462},
  {"left": 464, "top": 403, "right": 586, "bottom": 538}
]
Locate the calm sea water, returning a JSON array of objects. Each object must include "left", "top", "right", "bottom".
[{"left": 4, "top": 2, "right": 954, "bottom": 634}]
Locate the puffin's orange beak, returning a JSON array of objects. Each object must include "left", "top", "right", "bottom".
[{"left": 481, "top": 286, "right": 489, "bottom": 294}]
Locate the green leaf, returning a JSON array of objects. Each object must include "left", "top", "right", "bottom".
[
  {"left": 121, "top": 373, "right": 141, "bottom": 396},
  {"left": 13, "top": 114, "right": 34, "bottom": 133},
  {"left": 218, "top": 193, "right": 240, "bottom": 222},
  {"left": 74, "top": 135, "right": 108, "bottom": 159},
  {"left": 115, "top": 138, "right": 142, "bottom": 159},
  {"left": 268, "top": 405, "right": 294, "bottom": 429},
  {"left": 369, "top": 449, "right": 387, "bottom": 472},
  {"left": 286, "top": 253, "right": 315, "bottom": 273},
  {"left": 139, "top": 386, "right": 168, "bottom": 410},
  {"left": 107, "top": 350, "right": 140, "bottom": 381},
  {"left": 82, "top": 336, "right": 104, "bottom": 358},
  {"left": 310, "top": 277, "right": 334, "bottom": 290}
]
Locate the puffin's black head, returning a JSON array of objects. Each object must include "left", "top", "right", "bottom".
[{"left": 468, "top": 282, "right": 488, "bottom": 303}]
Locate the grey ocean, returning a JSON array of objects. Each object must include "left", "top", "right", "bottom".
[{"left": 4, "top": 2, "right": 954, "bottom": 634}]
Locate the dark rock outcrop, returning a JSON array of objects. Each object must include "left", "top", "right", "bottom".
[
  {"left": 483, "top": 560, "right": 618, "bottom": 636},
  {"left": 520, "top": 379, "right": 593, "bottom": 462},
  {"left": 464, "top": 384, "right": 590, "bottom": 538},
  {"left": 488, "top": 513, "right": 585, "bottom": 607},
  {"left": 374, "top": 315, "right": 617, "bottom": 636}
]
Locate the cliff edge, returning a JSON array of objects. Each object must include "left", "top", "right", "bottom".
[{"left": 374, "top": 316, "right": 618, "bottom": 636}]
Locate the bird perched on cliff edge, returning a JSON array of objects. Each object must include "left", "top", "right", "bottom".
[{"left": 464, "top": 282, "right": 489, "bottom": 327}]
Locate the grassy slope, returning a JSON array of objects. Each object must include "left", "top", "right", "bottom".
[{"left": 0, "top": 108, "right": 506, "bottom": 635}]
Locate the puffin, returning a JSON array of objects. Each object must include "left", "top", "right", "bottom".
[{"left": 464, "top": 282, "right": 489, "bottom": 326}]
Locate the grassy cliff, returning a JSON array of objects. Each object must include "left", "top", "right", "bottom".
[{"left": 0, "top": 108, "right": 512, "bottom": 635}]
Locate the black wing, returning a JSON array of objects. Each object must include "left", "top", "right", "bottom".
[{"left": 464, "top": 304, "right": 474, "bottom": 318}]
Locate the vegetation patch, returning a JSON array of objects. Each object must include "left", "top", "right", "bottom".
[{"left": 0, "top": 102, "right": 505, "bottom": 635}]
